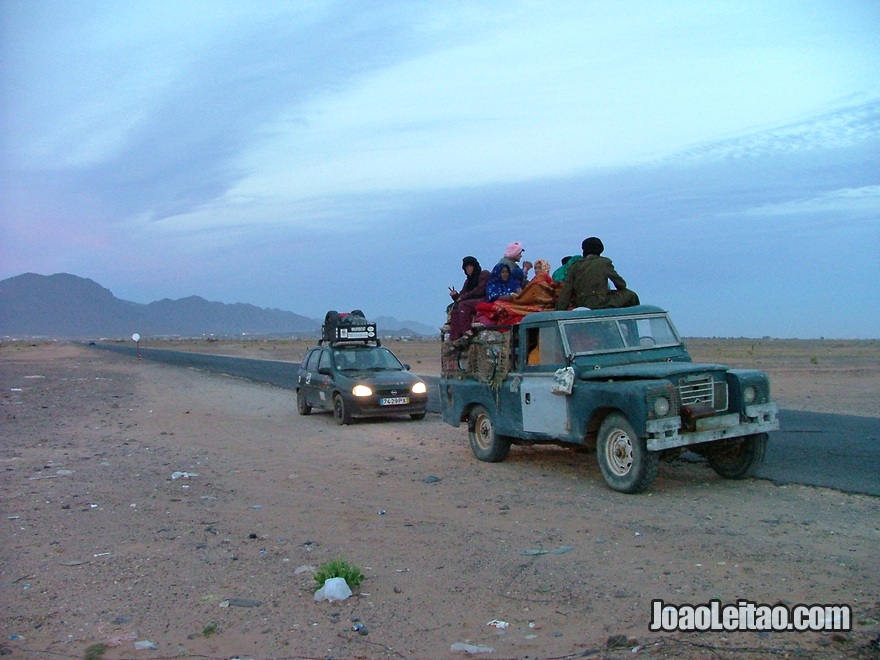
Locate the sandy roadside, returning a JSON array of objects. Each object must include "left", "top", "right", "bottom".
[{"left": 1, "top": 344, "right": 878, "bottom": 659}]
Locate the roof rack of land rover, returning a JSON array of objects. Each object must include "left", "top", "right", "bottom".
[{"left": 319, "top": 309, "right": 381, "bottom": 346}]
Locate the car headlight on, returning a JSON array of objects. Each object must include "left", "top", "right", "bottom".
[
  {"left": 352, "top": 384, "right": 373, "bottom": 397},
  {"left": 653, "top": 396, "right": 670, "bottom": 417},
  {"left": 412, "top": 382, "right": 427, "bottom": 395},
  {"left": 743, "top": 385, "right": 756, "bottom": 405}
]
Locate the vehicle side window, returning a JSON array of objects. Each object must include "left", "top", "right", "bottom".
[
  {"left": 305, "top": 350, "right": 320, "bottom": 371},
  {"left": 539, "top": 326, "right": 564, "bottom": 364},
  {"left": 317, "top": 350, "right": 333, "bottom": 371},
  {"left": 525, "top": 326, "right": 564, "bottom": 367}
]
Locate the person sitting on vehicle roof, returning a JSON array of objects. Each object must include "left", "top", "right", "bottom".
[
  {"left": 485, "top": 262, "right": 522, "bottom": 302},
  {"left": 473, "top": 262, "right": 523, "bottom": 326},
  {"left": 494, "top": 241, "right": 530, "bottom": 290},
  {"left": 555, "top": 237, "right": 640, "bottom": 311},
  {"left": 552, "top": 255, "right": 581, "bottom": 282},
  {"left": 447, "top": 256, "right": 491, "bottom": 341}
]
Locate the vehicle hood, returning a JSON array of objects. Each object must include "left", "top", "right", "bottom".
[
  {"left": 577, "top": 361, "right": 730, "bottom": 381},
  {"left": 341, "top": 369, "right": 424, "bottom": 386}
]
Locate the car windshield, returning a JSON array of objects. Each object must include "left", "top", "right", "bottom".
[
  {"left": 332, "top": 347, "right": 404, "bottom": 371},
  {"left": 560, "top": 314, "right": 680, "bottom": 355}
]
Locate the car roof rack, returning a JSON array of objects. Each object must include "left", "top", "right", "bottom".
[{"left": 319, "top": 309, "right": 381, "bottom": 346}]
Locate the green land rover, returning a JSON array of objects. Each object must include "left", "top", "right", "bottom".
[{"left": 440, "top": 305, "right": 779, "bottom": 493}]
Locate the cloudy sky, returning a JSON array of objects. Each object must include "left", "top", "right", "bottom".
[{"left": 2, "top": 1, "right": 878, "bottom": 338}]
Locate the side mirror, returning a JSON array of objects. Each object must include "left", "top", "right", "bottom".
[{"left": 403, "top": 364, "right": 411, "bottom": 370}]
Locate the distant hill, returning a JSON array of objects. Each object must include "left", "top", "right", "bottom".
[
  {"left": 0, "top": 273, "right": 320, "bottom": 339},
  {"left": 373, "top": 316, "right": 438, "bottom": 338},
  {"left": 0, "top": 273, "right": 434, "bottom": 339}
]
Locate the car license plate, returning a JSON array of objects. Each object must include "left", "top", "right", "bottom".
[{"left": 380, "top": 396, "right": 409, "bottom": 406}]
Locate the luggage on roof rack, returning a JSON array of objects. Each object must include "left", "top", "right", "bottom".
[{"left": 320, "top": 309, "right": 380, "bottom": 345}]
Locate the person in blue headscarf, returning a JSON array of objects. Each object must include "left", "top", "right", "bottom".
[{"left": 485, "top": 262, "right": 521, "bottom": 302}]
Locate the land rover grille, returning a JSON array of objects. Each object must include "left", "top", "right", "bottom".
[{"left": 677, "top": 374, "right": 728, "bottom": 411}]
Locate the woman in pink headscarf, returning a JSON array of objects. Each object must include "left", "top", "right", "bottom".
[{"left": 493, "top": 241, "right": 531, "bottom": 292}]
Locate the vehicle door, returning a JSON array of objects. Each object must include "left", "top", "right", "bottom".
[
  {"left": 520, "top": 324, "right": 570, "bottom": 436},
  {"left": 299, "top": 349, "right": 323, "bottom": 407},
  {"left": 311, "top": 348, "right": 336, "bottom": 408}
]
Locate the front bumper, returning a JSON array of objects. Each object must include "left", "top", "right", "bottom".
[
  {"left": 645, "top": 403, "right": 779, "bottom": 452},
  {"left": 346, "top": 395, "right": 428, "bottom": 418}
]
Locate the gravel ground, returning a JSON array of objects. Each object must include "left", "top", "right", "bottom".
[{"left": 1, "top": 343, "right": 878, "bottom": 659}]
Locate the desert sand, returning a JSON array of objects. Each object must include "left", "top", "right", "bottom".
[{"left": 1, "top": 339, "right": 878, "bottom": 659}]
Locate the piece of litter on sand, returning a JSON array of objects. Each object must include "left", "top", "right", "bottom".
[
  {"left": 451, "top": 642, "right": 495, "bottom": 654},
  {"left": 221, "top": 597, "right": 263, "bottom": 608}
]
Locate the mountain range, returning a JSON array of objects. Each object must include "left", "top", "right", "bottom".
[{"left": 0, "top": 273, "right": 437, "bottom": 339}]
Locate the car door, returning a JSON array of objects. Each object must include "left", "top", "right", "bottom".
[
  {"left": 311, "top": 348, "right": 336, "bottom": 409},
  {"left": 520, "top": 324, "right": 570, "bottom": 436},
  {"left": 299, "top": 349, "right": 322, "bottom": 407}
]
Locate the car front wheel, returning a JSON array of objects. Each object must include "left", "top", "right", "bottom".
[
  {"left": 596, "top": 413, "right": 659, "bottom": 493},
  {"left": 706, "top": 433, "right": 767, "bottom": 479},
  {"left": 333, "top": 394, "right": 352, "bottom": 425},
  {"left": 296, "top": 389, "right": 311, "bottom": 415},
  {"left": 467, "top": 405, "right": 511, "bottom": 462}
]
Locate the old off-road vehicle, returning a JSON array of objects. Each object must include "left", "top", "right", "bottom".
[{"left": 440, "top": 305, "right": 779, "bottom": 493}]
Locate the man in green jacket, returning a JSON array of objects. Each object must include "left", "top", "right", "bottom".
[{"left": 555, "top": 237, "right": 640, "bottom": 310}]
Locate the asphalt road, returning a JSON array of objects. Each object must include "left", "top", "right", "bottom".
[{"left": 94, "top": 344, "right": 880, "bottom": 497}]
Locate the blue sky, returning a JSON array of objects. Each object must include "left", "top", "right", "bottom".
[{"left": 1, "top": 1, "right": 878, "bottom": 338}]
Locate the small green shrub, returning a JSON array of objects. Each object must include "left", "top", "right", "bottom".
[
  {"left": 313, "top": 558, "right": 365, "bottom": 591},
  {"left": 84, "top": 643, "right": 108, "bottom": 660},
  {"left": 203, "top": 621, "right": 218, "bottom": 637}
]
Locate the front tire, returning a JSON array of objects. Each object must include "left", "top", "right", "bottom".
[
  {"left": 596, "top": 413, "right": 659, "bottom": 493},
  {"left": 333, "top": 394, "right": 352, "bottom": 425},
  {"left": 410, "top": 412, "right": 426, "bottom": 421},
  {"left": 296, "top": 389, "right": 312, "bottom": 415},
  {"left": 467, "top": 405, "right": 511, "bottom": 462},
  {"left": 706, "top": 433, "right": 767, "bottom": 479}
]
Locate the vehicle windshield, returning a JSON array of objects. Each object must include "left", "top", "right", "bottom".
[
  {"left": 560, "top": 314, "right": 681, "bottom": 355},
  {"left": 332, "top": 346, "right": 404, "bottom": 371}
]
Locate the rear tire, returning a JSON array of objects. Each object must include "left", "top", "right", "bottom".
[
  {"left": 706, "top": 433, "right": 767, "bottom": 479},
  {"left": 596, "top": 413, "right": 659, "bottom": 493},
  {"left": 296, "top": 390, "right": 312, "bottom": 416},
  {"left": 333, "top": 394, "right": 352, "bottom": 425},
  {"left": 467, "top": 405, "right": 511, "bottom": 462}
]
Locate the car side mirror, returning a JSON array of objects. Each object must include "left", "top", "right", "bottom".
[
  {"left": 318, "top": 367, "right": 332, "bottom": 376},
  {"left": 403, "top": 364, "right": 411, "bottom": 370}
]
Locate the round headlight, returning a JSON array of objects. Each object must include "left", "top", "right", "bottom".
[
  {"left": 743, "top": 386, "right": 756, "bottom": 405},
  {"left": 653, "top": 396, "right": 670, "bottom": 417},
  {"left": 412, "top": 381, "right": 427, "bottom": 395},
  {"left": 352, "top": 384, "right": 372, "bottom": 397}
]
